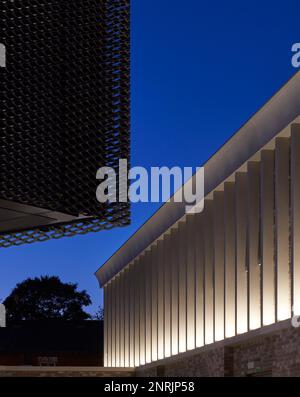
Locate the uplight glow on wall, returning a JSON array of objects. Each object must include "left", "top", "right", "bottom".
[
  {"left": 102, "top": 123, "right": 300, "bottom": 368},
  {"left": 98, "top": 72, "right": 300, "bottom": 369}
]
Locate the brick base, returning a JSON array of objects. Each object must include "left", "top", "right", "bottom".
[{"left": 136, "top": 320, "right": 300, "bottom": 377}]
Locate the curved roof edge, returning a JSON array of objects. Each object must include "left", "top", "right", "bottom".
[{"left": 96, "top": 71, "right": 300, "bottom": 287}]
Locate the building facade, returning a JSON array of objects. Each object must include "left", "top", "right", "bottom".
[{"left": 96, "top": 71, "right": 300, "bottom": 375}]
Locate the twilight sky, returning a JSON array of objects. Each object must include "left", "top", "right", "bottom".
[{"left": 0, "top": 0, "right": 298, "bottom": 315}]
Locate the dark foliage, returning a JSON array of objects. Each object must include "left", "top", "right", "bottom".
[{"left": 3, "top": 276, "right": 91, "bottom": 322}]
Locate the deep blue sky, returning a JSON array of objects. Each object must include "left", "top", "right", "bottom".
[{"left": 0, "top": 0, "right": 298, "bottom": 315}]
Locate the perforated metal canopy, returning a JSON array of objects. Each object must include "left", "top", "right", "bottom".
[{"left": 0, "top": 0, "right": 131, "bottom": 247}]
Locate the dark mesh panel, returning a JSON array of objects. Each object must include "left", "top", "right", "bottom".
[{"left": 0, "top": 0, "right": 130, "bottom": 247}]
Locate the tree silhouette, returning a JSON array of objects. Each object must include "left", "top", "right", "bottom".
[
  {"left": 92, "top": 306, "right": 104, "bottom": 321},
  {"left": 4, "top": 276, "right": 91, "bottom": 322}
]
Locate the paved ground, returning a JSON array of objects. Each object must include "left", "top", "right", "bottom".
[{"left": 0, "top": 366, "right": 135, "bottom": 377}]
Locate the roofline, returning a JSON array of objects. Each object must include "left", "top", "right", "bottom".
[{"left": 96, "top": 70, "right": 300, "bottom": 287}]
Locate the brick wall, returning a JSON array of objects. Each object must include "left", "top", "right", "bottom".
[
  {"left": 232, "top": 326, "right": 300, "bottom": 377},
  {"left": 136, "top": 347, "right": 225, "bottom": 377},
  {"left": 0, "top": 352, "right": 102, "bottom": 367},
  {"left": 0, "top": 353, "right": 24, "bottom": 366},
  {"left": 137, "top": 320, "right": 300, "bottom": 377}
]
